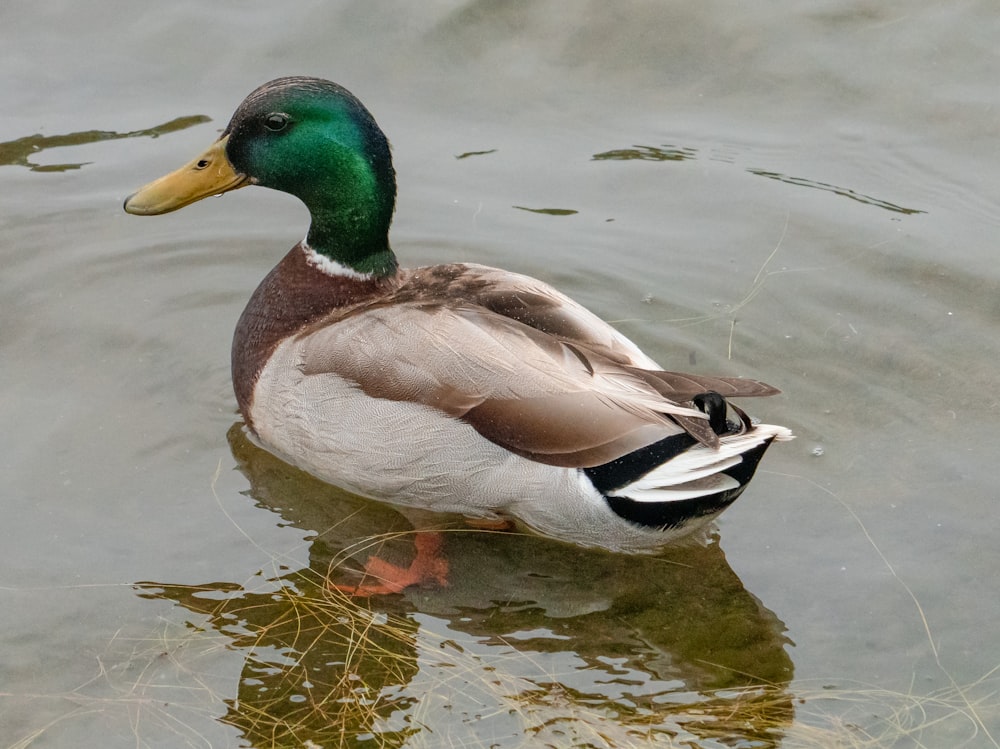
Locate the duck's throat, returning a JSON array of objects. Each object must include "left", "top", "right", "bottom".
[
  {"left": 305, "top": 199, "right": 397, "bottom": 278},
  {"left": 306, "top": 237, "right": 397, "bottom": 278}
]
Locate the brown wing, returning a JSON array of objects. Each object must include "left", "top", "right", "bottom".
[
  {"left": 450, "top": 265, "right": 781, "bottom": 400},
  {"left": 455, "top": 264, "right": 661, "bottom": 368},
  {"left": 631, "top": 368, "right": 780, "bottom": 400},
  {"left": 294, "top": 263, "right": 779, "bottom": 467},
  {"left": 297, "top": 301, "right": 711, "bottom": 467}
]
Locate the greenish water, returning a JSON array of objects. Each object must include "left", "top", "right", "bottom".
[{"left": 2, "top": 2, "right": 999, "bottom": 747}]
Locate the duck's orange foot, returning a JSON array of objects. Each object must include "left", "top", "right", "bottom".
[
  {"left": 331, "top": 532, "right": 449, "bottom": 597},
  {"left": 465, "top": 516, "right": 516, "bottom": 532}
]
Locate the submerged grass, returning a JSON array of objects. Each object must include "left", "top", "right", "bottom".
[
  {"left": 6, "top": 436, "right": 997, "bottom": 747},
  {"left": 4, "top": 540, "right": 996, "bottom": 748}
]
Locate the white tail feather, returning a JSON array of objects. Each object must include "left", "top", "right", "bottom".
[
  {"left": 609, "top": 424, "right": 793, "bottom": 503},
  {"left": 616, "top": 473, "right": 742, "bottom": 502}
]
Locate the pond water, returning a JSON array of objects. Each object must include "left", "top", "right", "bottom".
[{"left": 2, "top": 2, "right": 999, "bottom": 747}]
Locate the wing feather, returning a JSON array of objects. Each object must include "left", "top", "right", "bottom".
[{"left": 292, "top": 263, "right": 780, "bottom": 468}]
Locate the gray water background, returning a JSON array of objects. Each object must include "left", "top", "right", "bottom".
[{"left": 2, "top": 2, "right": 999, "bottom": 746}]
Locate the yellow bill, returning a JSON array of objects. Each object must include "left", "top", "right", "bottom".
[{"left": 124, "top": 135, "right": 250, "bottom": 215}]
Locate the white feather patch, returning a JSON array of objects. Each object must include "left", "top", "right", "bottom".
[
  {"left": 302, "top": 241, "right": 375, "bottom": 280},
  {"left": 610, "top": 423, "right": 793, "bottom": 502},
  {"left": 616, "top": 474, "right": 742, "bottom": 503}
]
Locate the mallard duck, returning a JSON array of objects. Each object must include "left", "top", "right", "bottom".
[{"left": 125, "top": 77, "right": 792, "bottom": 594}]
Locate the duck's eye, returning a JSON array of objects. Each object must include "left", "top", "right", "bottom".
[{"left": 264, "top": 113, "right": 289, "bottom": 132}]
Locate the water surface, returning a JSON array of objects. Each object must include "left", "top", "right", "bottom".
[{"left": 2, "top": 2, "right": 999, "bottom": 747}]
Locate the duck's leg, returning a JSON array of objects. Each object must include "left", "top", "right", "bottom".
[
  {"left": 332, "top": 531, "right": 449, "bottom": 597},
  {"left": 464, "top": 517, "right": 516, "bottom": 532}
]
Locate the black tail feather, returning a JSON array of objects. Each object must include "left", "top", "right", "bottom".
[
  {"left": 584, "top": 432, "right": 696, "bottom": 495},
  {"left": 583, "top": 391, "right": 776, "bottom": 531},
  {"left": 602, "top": 439, "right": 775, "bottom": 530},
  {"left": 584, "top": 391, "right": 736, "bottom": 496}
]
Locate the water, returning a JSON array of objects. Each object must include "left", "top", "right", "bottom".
[{"left": 2, "top": 2, "right": 999, "bottom": 746}]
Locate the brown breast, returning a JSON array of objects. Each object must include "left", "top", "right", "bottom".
[{"left": 231, "top": 243, "right": 399, "bottom": 428}]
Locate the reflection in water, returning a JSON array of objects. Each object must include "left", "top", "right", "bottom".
[
  {"left": 512, "top": 205, "right": 579, "bottom": 216},
  {"left": 592, "top": 145, "right": 698, "bottom": 162},
  {"left": 593, "top": 144, "right": 925, "bottom": 215},
  {"left": 455, "top": 148, "right": 498, "bottom": 159},
  {"left": 0, "top": 115, "right": 211, "bottom": 172},
  {"left": 136, "top": 424, "right": 795, "bottom": 747},
  {"left": 746, "top": 169, "right": 926, "bottom": 215}
]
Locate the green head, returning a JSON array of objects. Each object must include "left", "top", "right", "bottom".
[{"left": 125, "top": 76, "right": 398, "bottom": 277}]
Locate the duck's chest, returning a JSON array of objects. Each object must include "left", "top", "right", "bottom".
[{"left": 230, "top": 244, "right": 397, "bottom": 428}]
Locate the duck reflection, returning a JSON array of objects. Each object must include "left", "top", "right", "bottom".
[
  {"left": 0, "top": 116, "right": 210, "bottom": 172},
  {"left": 136, "top": 423, "right": 795, "bottom": 747}
]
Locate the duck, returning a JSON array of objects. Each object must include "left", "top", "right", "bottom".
[{"left": 124, "top": 76, "right": 792, "bottom": 595}]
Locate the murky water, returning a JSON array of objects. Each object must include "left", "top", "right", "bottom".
[{"left": 3, "top": 2, "right": 999, "bottom": 747}]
